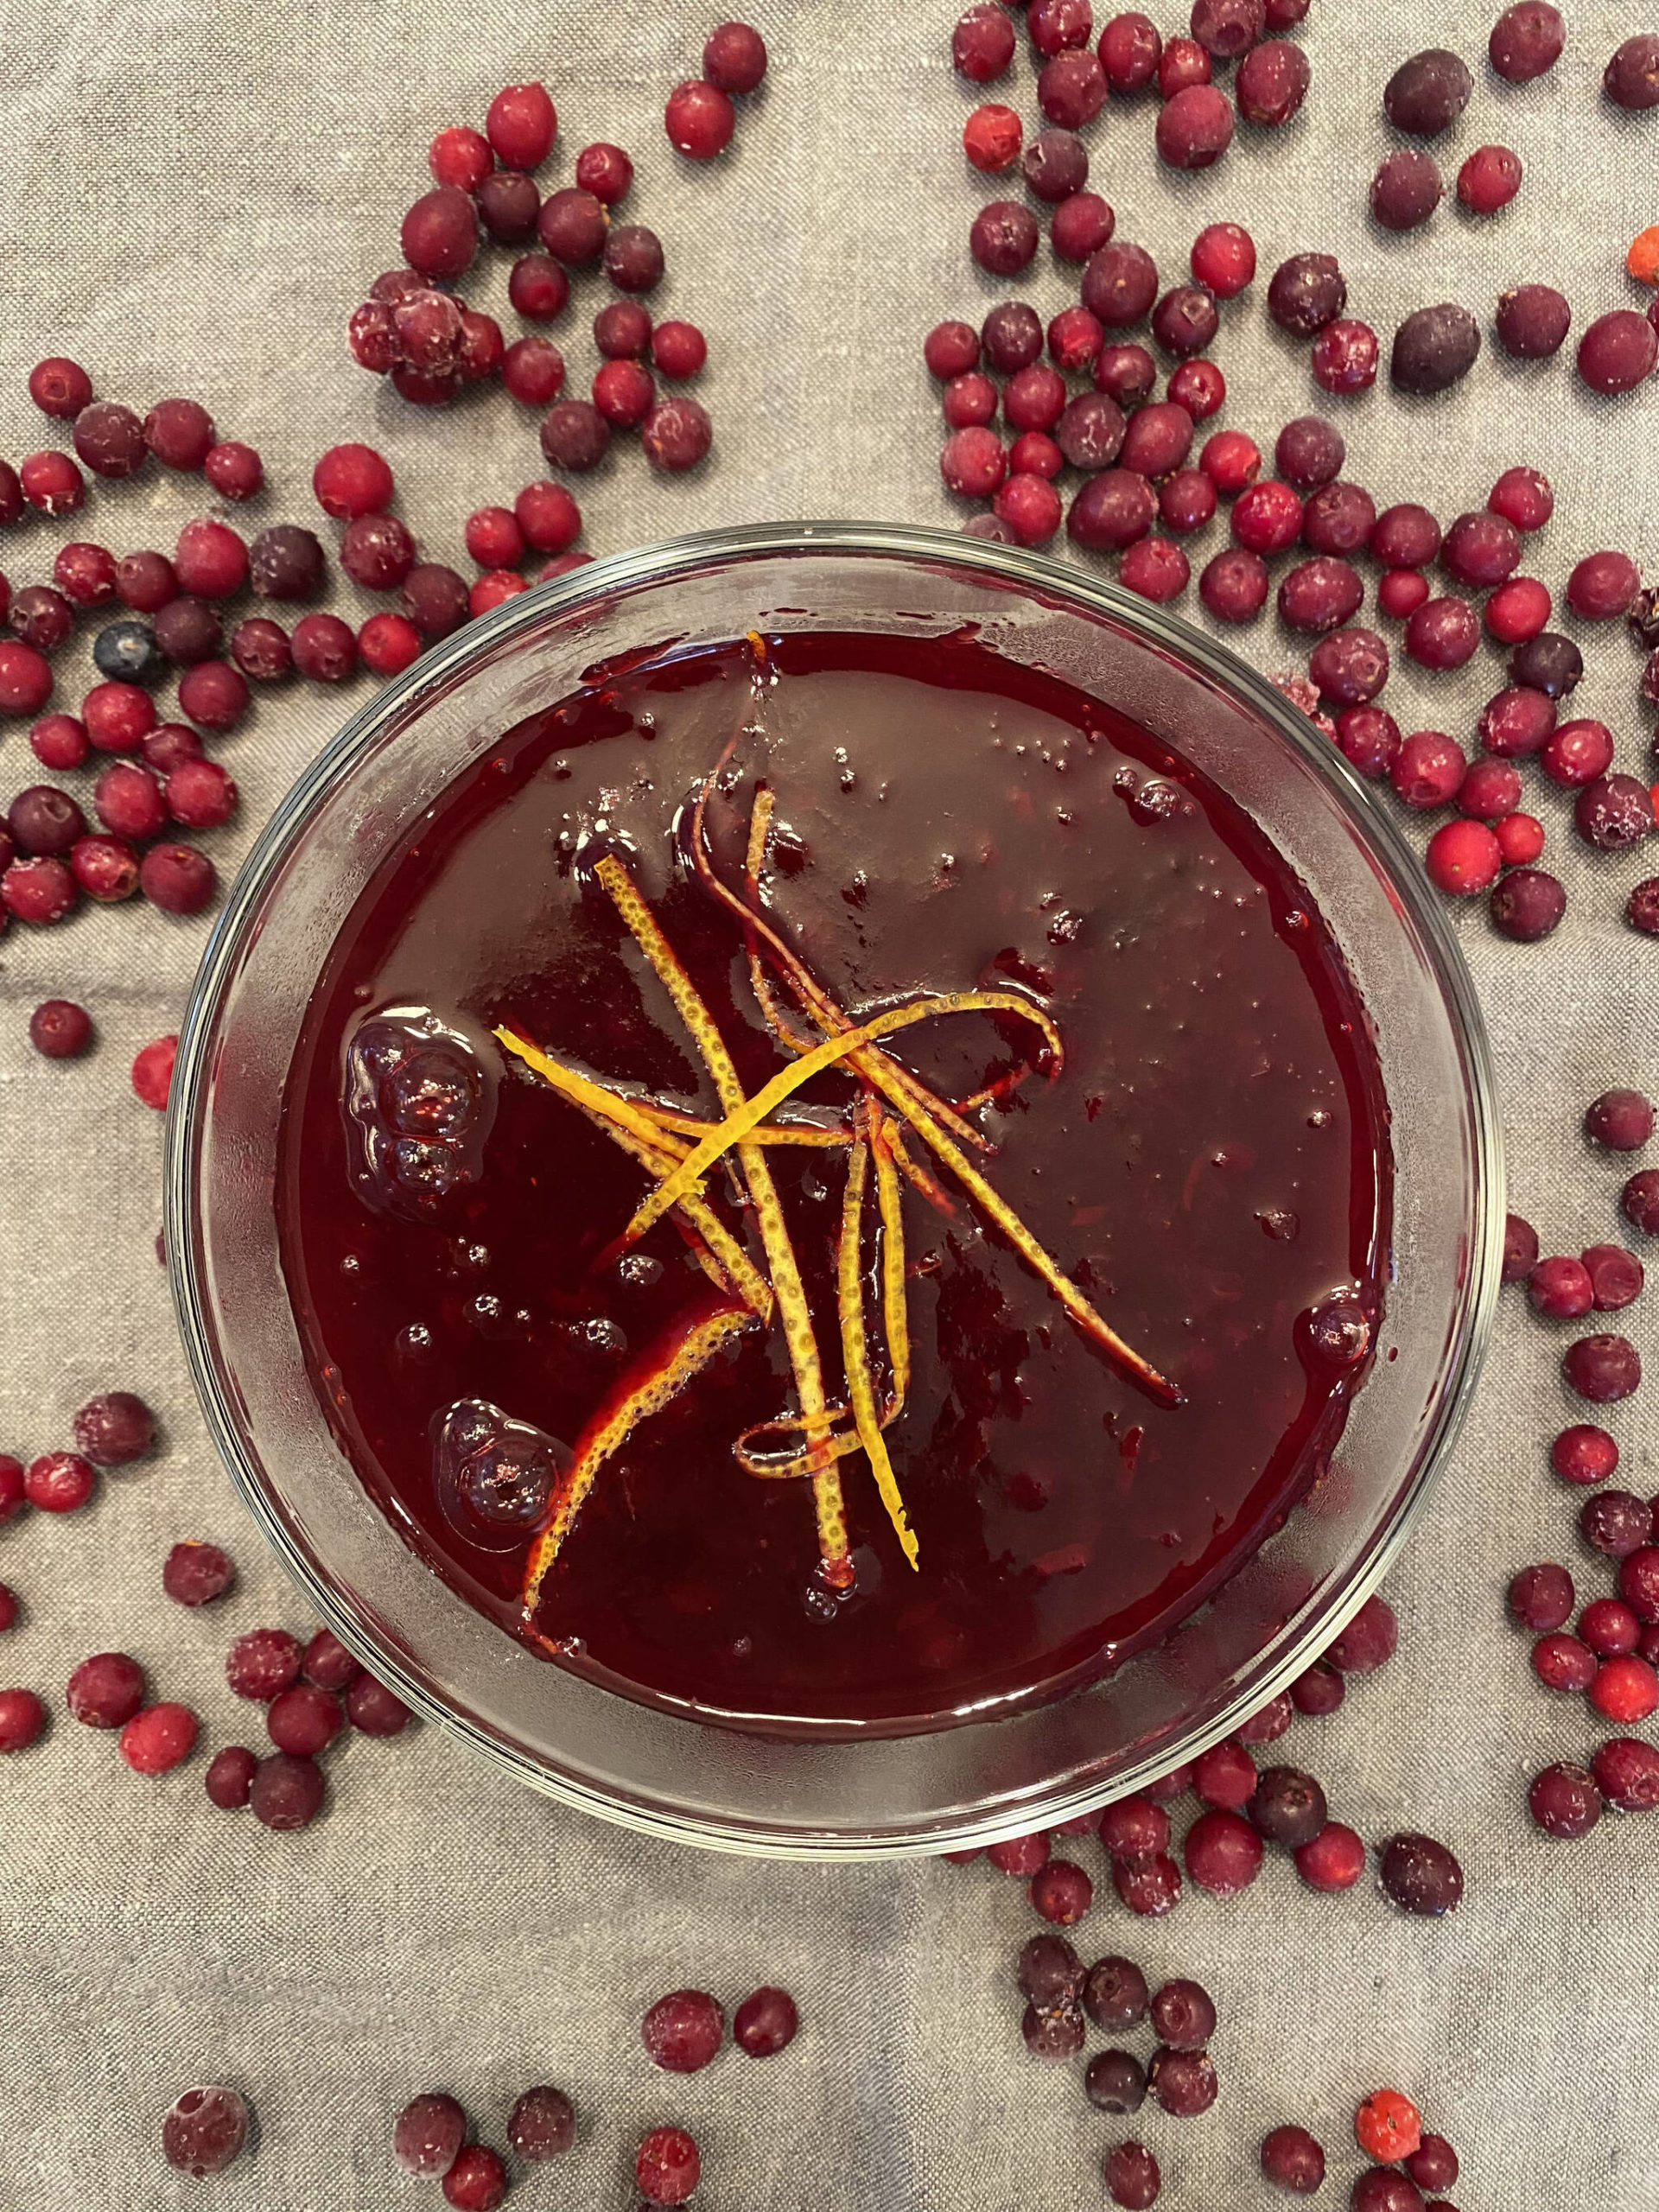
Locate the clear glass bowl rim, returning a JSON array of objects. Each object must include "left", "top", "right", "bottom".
[{"left": 164, "top": 520, "right": 1504, "bottom": 1857}]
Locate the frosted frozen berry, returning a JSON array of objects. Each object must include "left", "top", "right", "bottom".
[
  {"left": 652, "top": 321, "right": 707, "bottom": 379},
  {"left": 1578, "top": 311, "right": 1659, "bottom": 396},
  {"left": 0, "top": 639, "right": 54, "bottom": 715},
  {"left": 1159, "top": 33, "right": 1211, "bottom": 93},
  {"left": 67, "top": 1650, "right": 146, "bottom": 1727},
  {"left": 1310, "top": 626, "right": 1388, "bottom": 706},
  {"left": 1510, "top": 632, "right": 1581, "bottom": 701},
  {"left": 1148, "top": 1978, "right": 1216, "bottom": 2050},
  {"left": 1189, "top": 226, "right": 1255, "bottom": 303},
  {"left": 1024, "top": 128, "right": 1089, "bottom": 200},
  {"left": 643, "top": 1989, "right": 725, "bottom": 2072},
  {"left": 53, "top": 540, "right": 116, "bottom": 608},
  {"left": 1018, "top": 1934, "right": 1084, "bottom": 2011},
  {"left": 486, "top": 79, "right": 556, "bottom": 169},
  {"left": 29, "top": 998, "right": 92, "bottom": 1058},
  {"left": 1069, "top": 470, "right": 1157, "bottom": 551},
  {"left": 1031, "top": 1858, "right": 1094, "bottom": 1922},
  {"left": 497, "top": 338, "right": 563, "bottom": 410},
  {"left": 1459, "top": 757, "right": 1522, "bottom": 818},
  {"left": 2, "top": 853, "right": 75, "bottom": 923},
  {"left": 429, "top": 124, "right": 493, "bottom": 191},
  {"left": 17, "top": 450, "right": 84, "bottom": 516},
  {"left": 956, "top": 2, "right": 1018, "bottom": 79},
  {"left": 1576, "top": 774, "right": 1653, "bottom": 852},
  {"left": 665, "top": 78, "right": 734, "bottom": 158},
  {"left": 1380, "top": 1832, "right": 1462, "bottom": 1915},
  {"left": 1624, "top": 1168, "right": 1659, "bottom": 1236},
  {"left": 1168, "top": 352, "right": 1226, "bottom": 415},
  {"left": 995, "top": 474, "right": 1064, "bottom": 545},
  {"left": 1509, "top": 1562, "right": 1574, "bottom": 1631},
  {"left": 394, "top": 2092, "right": 467, "bottom": 2177},
  {"left": 9, "top": 587, "right": 73, "bottom": 657},
  {"left": 1583, "top": 1598, "right": 1642, "bottom": 1655},
  {"left": 1582, "top": 1489, "right": 1653, "bottom": 1556},
  {"left": 1148, "top": 2045, "right": 1217, "bottom": 2115},
  {"left": 400, "top": 564, "right": 470, "bottom": 641},
  {"left": 1103, "top": 2139, "right": 1160, "bottom": 2209},
  {"left": 25, "top": 1451, "right": 94, "bottom": 1511},
  {"left": 143, "top": 398, "right": 215, "bottom": 472},
  {"left": 963, "top": 103, "right": 1022, "bottom": 172},
  {"left": 1159, "top": 469, "right": 1217, "bottom": 532},
  {"left": 162, "top": 2086, "right": 248, "bottom": 2177},
  {"left": 539, "top": 400, "right": 610, "bottom": 473},
  {"left": 637, "top": 2126, "right": 700, "bottom": 2207},
  {"left": 1491, "top": 1, "right": 1563, "bottom": 79},
  {"left": 1497, "top": 283, "right": 1571, "bottom": 359},
  {"left": 1111, "top": 1852, "right": 1182, "bottom": 1915},
  {"left": 1564, "top": 1332, "right": 1642, "bottom": 1403},
  {"left": 970, "top": 200, "right": 1039, "bottom": 276},
  {"left": 232, "top": 617, "right": 292, "bottom": 684},
  {"left": 1391, "top": 304, "right": 1480, "bottom": 394},
  {"left": 401, "top": 187, "right": 478, "bottom": 279},
  {"left": 1117, "top": 537, "right": 1188, "bottom": 599},
  {"left": 1333, "top": 706, "right": 1401, "bottom": 779},
  {"left": 734, "top": 1986, "right": 798, "bottom": 2056},
  {"left": 346, "top": 1673, "right": 412, "bottom": 1735},
  {"left": 1534, "top": 1632, "right": 1597, "bottom": 1691},
  {"left": 1237, "top": 38, "right": 1308, "bottom": 123},
  {"left": 1151, "top": 286, "right": 1218, "bottom": 357},
  {"left": 163, "top": 1539, "right": 235, "bottom": 1607},
  {"left": 1370, "top": 149, "right": 1442, "bottom": 232},
  {"left": 500, "top": 2084, "right": 574, "bottom": 2163},
  {"left": 1084, "top": 241, "right": 1160, "bottom": 327},
  {"left": 1585, "top": 1243, "right": 1645, "bottom": 1309},
  {"left": 266, "top": 1681, "right": 344, "bottom": 1757},
  {"left": 1459, "top": 143, "right": 1522, "bottom": 214},
  {"left": 1605, "top": 33, "right": 1659, "bottom": 108},
  {"left": 73, "top": 400, "right": 145, "bottom": 479},
  {"left": 249, "top": 525, "right": 326, "bottom": 603},
  {"left": 605, "top": 225, "right": 664, "bottom": 295},
  {"left": 73, "top": 835, "right": 139, "bottom": 902},
  {"left": 205, "top": 1745, "right": 257, "bottom": 1810},
  {"left": 1052, "top": 192, "right": 1115, "bottom": 261},
  {"left": 925, "top": 323, "right": 979, "bottom": 379},
  {"left": 982, "top": 301, "right": 1044, "bottom": 372},
  {"left": 1310, "top": 320, "right": 1378, "bottom": 396},
  {"left": 93, "top": 762, "right": 164, "bottom": 842},
  {"left": 1261, "top": 2125, "right": 1325, "bottom": 2194},
  {"left": 251, "top": 1750, "right": 325, "bottom": 1829},
  {"left": 1444, "top": 511, "right": 1520, "bottom": 588},
  {"left": 1586, "top": 1088, "right": 1655, "bottom": 1152},
  {"left": 1404, "top": 595, "right": 1479, "bottom": 670},
  {"left": 594, "top": 301, "right": 654, "bottom": 364},
  {"left": 203, "top": 440, "right": 263, "bottom": 499},
  {"left": 1156, "top": 84, "right": 1234, "bottom": 168},
  {"left": 1268, "top": 254, "right": 1345, "bottom": 336},
  {"left": 476, "top": 169, "right": 540, "bottom": 242},
  {"left": 1086, "top": 2050, "right": 1147, "bottom": 2113},
  {"left": 1592, "top": 1735, "right": 1659, "bottom": 1810},
  {"left": 120, "top": 1700, "right": 199, "bottom": 1773},
  {"left": 1039, "top": 48, "right": 1108, "bottom": 126},
  {"left": 1119, "top": 399, "right": 1192, "bottom": 474},
  {"left": 226, "top": 1627, "right": 303, "bottom": 1702}
]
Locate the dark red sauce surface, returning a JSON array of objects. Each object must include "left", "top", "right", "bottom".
[{"left": 276, "top": 629, "right": 1390, "bottom": 1736}]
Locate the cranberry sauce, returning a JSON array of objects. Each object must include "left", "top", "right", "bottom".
[{"left": 276, "top": 629, "right": 1390, "bottom": 1735}]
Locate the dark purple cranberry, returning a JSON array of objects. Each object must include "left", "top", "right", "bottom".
[
  {"left": 1508, "top": 1562, "right": 1574, "bottom": 1631},
  {"left": 1120, "top": 399, "right": 1193, "bottom": 477},
  {"left": 73, "top": 401, "right": 147, "bottom": 479},
  {"left": 10, "top": 584, "right": 75, "bottom": 652},
  {"left": 67, "top": 1650, "right": 146, "bottom": 1727},
  {"left": 1261, "top": 2125, "right": 1326, "bottom": 2194},
  {"left": 1084, "top": 1953, "right": 1151, "bottom": 2029},
  {"left": 1084, "top": 241, "right": 1160, "bottom": 327},
  {"left": 1151, "top": 285, "right": 1218, "bottom": 357},
  {"left": 1443, "top": 510, "right": 1520, "bottom": 588},
  {"left": 1023, "top": 128, "right": 1089, "bottom": 201},
  {"left": 1103, "top": 2139, "right": 1160, "bottom": 2209},
  {"left": 1391, "top": 304, "right": 1481, "bottom": 394},
  {"left": 1268, "top": 254, "right": 1345, "bottom": 335},
  {"left": 1459, "top": 756, "right": 1522, "bottom": 818},
  {"left": 163, "top": 1541, "right": 235, "bottom": 1606},
  {"left": 1630, "top": 878, "right": 1659, "bottom": 936},
  {"left": 1582, "top": 1490, "right": 1653, "bottom": 1557},
  {"left": 1384, "top": 48, "right": 1473, "bottom": 133},
  {"left": 1491, "top": 2, "right": 1564, "bottom": 79},
  {"left": 642, "top": 1989, "right": 724, "bottom": 2073},
  {"left": 1379, "top": 1832, "right": 1462, "bottom": 1916},
  {"left": 1021, "top": 1999, "right": 1086, "bottom": 2058},
  {"left": 1068, "top": 470, "right": 1156, "bottom": 551},
  {"left": 29, "top": 997, "right": 92, "bottom": 1058},
  {"left": 1148, "top": 1977, "right": 1216, "bottom": 2047},
  {"left": 1404, "top": 594, "right": 1480, "bottom": 669},
  {"left": 954, "top": 3, "right": 1018, "bottom": 81},
  {"left": 1351, "top": 2171, "right": 1425, "bottom": 2212},
  {"left": 72, "top": 1391, "right": 154, "bottom": 1465},
  {"left": 1159, "top": 467, "right": 1217, "bottom": 533},
  {"left": 1584, "top": 1244, "right": 1645, "bottom": 1310},
  {"left": 982, "top": 301, "right": 1045, "bottom": 373},
  {"left": 1605, "top": 33, "right": 1659, "bottom": 109},
  {"left": 1095, "top": 342, "right": 1157, "bottom": 403},
  {"left": 1576, "top": 775, "right": 1653, "bottom": 853},
  {"left": 1586, "top": 1088, "right": 1655, "bottom": 1153},
  {"left": 249, "top": 525, "right": 325, "bottom": 603},
  {"left": 508, "top": 2083, "right": 575, "bottom": 2158},
  {"left": 394, "top": 2092, "right": 467, "bottom": 2177},
  {"left": 1018, "top": 1932, "right": 1085, "bottom": 2007},
  {"left": 1496, "top": 283, "right": 1572, "bottom": 359},
  {"left": 1564, "top": 1332, "right": 1642, "bottom": 1404},
  {"left": 1303, "top": 482, "right": 1376, "bottom": 555},
  {"left": 1085, "top": 2050, "right": 1147, "bottom": 2113},
  {"left": 1199, "top": 546, "right": 1268, "bottom": 622},
  {"left": 1579, "top": 310, "right": 1659, "bottom": 396},
  {"left": 1491, "top": 868, "right": 1566, "bottom": 940},
  {"left": 300, "top": 1629, "right": 361, "bottom": 1691},
  {"left": 10, "top": 785, "right": 86, "bottom": 856},
  {"left": 1309, "top": 626, "right": 1389, "bottom": 706},
  {"left": 1155, "top": 83, "right": 1234, "bottom": 168},
  {"left": 267, "top": 1681, "right": 344, "bottom": 1757},
  {"left": 1370, "top": 505, "right": 1441, "bottom": 571},
  {"left": 476, "top": 169, "right": 540, "bottom": 243},
  {"left": 1592, "top": 1735, "right": 1659, "bottom": 1810},
  {"left": 1279, "top": 558, "right": 1363, "bottom": 632},
  {"left": 1503, "top": 1211, "right": 1540, "bottom": 1281},
  {"left": 1569, "top": 549, "right": 1642, "bottom": 621},
  {"left": 1236, "top": 38, "right": 1309, "bottom": 123},
  {"left": 1529, "top": 1761, "right": 1603, "bottom": 1839},
  {"left": 1624, "top": 1168, "right": 1659, "bottom": 1236},
  {"left": 250, "top": 1751, "right": 326, "bottom": 1828},
  {"left": 1147, "top": 2044, "right": 1218, "bottom": 2115},
  {"left": 1247, "top": 1765, "right": 1327, "bottom": 1847},
  {"left": 152, "top": 595, "right": 223, "bottom": 665},
  {"left": 1370, "top": 148, "right": 1443, "bottom": 231},
  {"left": 1038, "top": 48, "right": 1109, "bottom": 129},
  {"left": 205, "top": 1745, "right": 257, "bottom": 1809},
  {"left": 1509, "top": 630, "right": 1581, "bottom": 697},
  {"left": 1052, "top": 192, "right": 1116, "bottom": 261},
  {"left": 970, "top": 200, "right": 1039, "bottom": 276},
  {"left": 641, "top": 397, "right": 713, "bottom": 474},
  {"left": 537, "top": 188, "right": 607, "bottom": 265},
  {"left": 162, "top": 2085, "right": 249, "bottom": 2177},
  {"left": 604, "top": 224, "right": 664, "bottom": 295},
  {"left": 399, "top": 564, "right": 470, "bottom": 643}
]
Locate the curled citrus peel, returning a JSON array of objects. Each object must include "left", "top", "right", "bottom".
[{"left": 838, "top": 1125, "right": 919, "bottom": 1568}]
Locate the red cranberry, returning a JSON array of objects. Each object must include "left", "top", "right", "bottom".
[
  {"left": 1184, "top": 1807, "right": 1263, "bottom": 1893},
  {"left": 636, "top": 2126, "right": 700, "bottom": 2207},
  {"left": 28, "top": 997, "right": 92, "bottom": 1059},
  {"left": 955, "top": 3, "right": 1017, "bottom": 80},
  {"left": 1309, "top": 626, "right": 1389, "bottom": 705},
  {"left": 1455, "top": 143, "right": 1522, "bottom": 217},
  {"left": 400, "top": 564, "right": 470, "bottom": 641},
  {"left": 1096, "top": 1798, "right": 1171, "bottom": 1861},
  {"left": 1024, "top": 127, "right": 1089, "bottom": 201},
  {"left": 540, "top": 398, "right": 612, "bottom": 472},
  {"left": 173, "top": 518, "right": 247, "bottom": 601},
  {"left": 1509, "top": 1561, "right": 1575, "bottom": 1631},
  {"left": 1529, "top": 1255, "right": 1594, "bottom": 1317},
  {"left": 1070, "top": 467, "right": 1159, "bottom": 551},
  {"left": 0, "top": 638, "right": 54, "bottom": 715},
  {"left": 1149, "top": 1977, "right": 1217, "bottom": 2051},
  {"left": 139, "top": 840, "right": 216, "bottom": 914},
  {"left": 486, "top": 79, "right": 555, "bottom": 168},
  {"left": 725, "top": 1984, "right": 798, "bottom": 2060},
  {"left": 1332, "top": 705, "right": 1400, "bottom": 779},
  {"left": 1168, "top": 359, "right": 1224, "bottom": 417},
  {"left": 1328, "top": 1594, "right": 1399, "bottom": 1673},
  {"left": 1592, "top": 1735, "right": 1659, "bottom": 1810},
  {"left": 1308, "top": 319, "right": 1377, "bottom": 395},
  {"left": 643, "top": 1988, "right": 724, "bottom": 2072},
  {"left": 1426, "top": 820, "right": 1502, "bottom": 896},
  {"left": 1159, "top": 467, "right": 1217, "bottom": 532},
  {"left": 25, "top": 1451, "right": 95, "bottom": 1511},
  {"left": 1028, "top": 0, "right": 1093, "bottom": 55},
  {"left": 429, "top": 123, "right": 493, "bottom": 191},
  {"left": 1262, "top": 2124, "right": 1326, "bottom": 2194},
  {"left": 1039, "top": 48, "right": 1109, "bottom": 126},
  {"left": 1554, "top": 1424, "right": 1618, "bottom": 1484},
  {"left": 1077, "top": 1954, "right": 1148, "bottom": 2033},
  {"left": 73, "top": 400, "right": 146, "bottom": 480},
  {"left": 1199, "top": 546, "right": 1268, "bottom": 621},
  {"left": 266, "top": 1681, "right": 344, "bottom": 1757},
  {"left": 1053, "top": 192, "right": 1116, "bottom": 260},
  {"left": 1565, "top": 1332, "right": 1642, "bottom": 1404},
  {"left": 29, "top": 356, "right": 93, "bottom": 418},
  {"left": 963, "top": 102, "right": 1022, "bottom": 172},
  {"left": 0, "top": 1688, "right": 47, "bottom": 1752},
  {"left": 1120, "top": 399, "right": 1192, "bottom": 475},
  {"left": 73, "top": 835, "right": 138, "bottom": 902},
  {"left": 1119, "top": 536, "right": 1189, "bottom": 600},
  {"left": 940, "top": 427, "right": 1007, "bottom": 499},
  {"left": 2, "top": 852, "right": 75, "bottom": 923},
  {"left": 9, "top": 588, "right": 73, "bottom": 658},
  {"left": 1624, "top": 1168, "right": 1659, "bottom": 1236},
  {"left": 1491, "top": 866, "right": 1565, "bottom": 940},
  {"left": 1084, "top": 240, "right": 1160, "bottom": 327},
  {"left": 925, "top": 321, "right": 980, "bottom": 379},
  {"left": 1533, "top": 1631, "right": 1597, "bottom": 1691},
  {"left": 67, "top": 1650, "right": 146, "bottom": 1727},
  {"left": 231, "top": 618, "right": 291, "bottom": 683},
  {"left": 1591, "top": 1652, "right": 1659, "bottom": 1722},
  {"left": 995, "top": 474, "right": 1065, "bottom": 546},
  {"left": 1158, "top": 34, "right": 1211, "bottom": 94},
  {"left": 1491, "top": 1, "right": 1563, "bottom": 78},
  {"left": 1379, "top": 570, "right": 1428, "bottom": 619},
  {"left": 346, "top": 1673, "right": 412, "bottom": 1734},
  {"left": 226, "top": 1626, "right": 304, "bottom": 1701},
  {"left": 0, "top": 1461, "right": 22, "bottom": 1526},
  {"left": 1605, "top": 32, "right": 1659, "bottom": 107},
  {"left": 1584, "top": 1244, "right": 1644, "bottom": 1309},
  {"left": 1268, "top": 254, "right": 1345, "bottom": 336},
  {"left": 1459, "top": 756, "right": 1522, "bottom": 818},
  {"left": 943, "top": 373, "right": 996, "bottom": 429},
  {"left": 1156, "top": 83, "right": 1234, "bottom": 168},
  {"left": 401, "top": 187, "right": 478, "bottom": 279},
  {"left": 1484, "top": 576, "right": 1550, "bottom": 645},
  {"left": 441, "top": 2145, "right": 508, "bottom": 2211},
  {"left": 250, "top": 1750, "right": 326, "bottom": 1829},
  {"left": 1586, "top": 1086, "right": 1655, "bottom": 1153},
  {"left": 203, "top": 440, "right": 262, "bottom": 499},
  {"left": 475, "top": 169, "right": 541, "bottom": 242},
  {"left": 18, "top": 450, "right": 86, "bottom": 515},
  {"left": 1186, "top": 227, "right": 1254, "bottom": 308},
  {"left": 1192, "top": 1738, "right": 1257, "bottom": 1809},
  {"left": 1582, "top": 1490, "right": 1653, "bottom": 1557},
  {"left": 1529, "top": 1760, "right": 1602, "bottom": 1839},
  {"left": 970, "top": 200, "right": 1040, "bottom": 276},
  {"left": 1101, "top": 10, "right": 1161, "bottom": 89},
  {"left": 1103, "top": 2139, "right": 1160, "bottom": 2209},
  {"left": 665, "top": 77, "right": 735, "bottom": 158},
  {"left": 205, "top": 1745, "right": 257, "bottom": 1810},
  {"left": 292, "top": 613, "right": 359, "bottom": 683},
  {"left": 1005, "top": 363, "right": 1066, "bottom": 431},
  {"left": 1442, "top": 511, "right": 1519, "bottom": 589},
  {"left": 142, "top": 397, "right": 215, "bottom": 472},
  {"left": 1231, "top": 480, "right": 1301, "bottom": 552},
  {"left": 1370, "top": 148, "right": 1443, "bottom": 232},
  {"left": 1032, "top": 1857, "right": 1095, "bottom": 1923},
  {"left": 356, "top": 613, "right": 422, "bottom": 678},
  {"left": 394, "top": 2092, "right": 467, "bottom": 2177},
  {"left": 1404, "top": 594, "right": 1480, "bottom": 671},
  {"left": 1304, "top": 482, "right": 1376, "bottom": 555},
  {"left": 92, "top": 761, "right": 163, "bottom": 842},
  {"left": 1576, "top": 774, "right": 1653, "bottom": 852},
  {"left": 162, "top": 2085, "right": 248, "bottom": 2177},
  {"left": 341, "top": 513, "right": 418, "bottom": 594},
  {"left": 163, "top": 1540, "right": 235, "bottom": 1607},
  {"left": 120, "top": 1700, "right": 199, "bottom": 1773},
  {"left": 507, "top": 2083, "right": 575, "bottom": 2158},
  {"left": 595, "top": 299, "right": 653, "bottom": 361},
  {"left": 1568, "top": 550, "right": 1641, "bottom": 621},
  {"left": 1497, "top": 283, "right": 1572, "bottom": 359},
  {"left": 1112, "top": 1852, "right": 1182, "bottom": 1914},
  {"left": 1148, "top": 2044, "right": 1218, "bottom": 2114},
  {"left": 1237, "top": 38, "right": 1308, "bottom": 122},
  {"left": 1585, "top": 1595, "right": 1643, "bottom": 1654},
  {"left": 53, "top": 540, "right": 117, "bottom": 608}
]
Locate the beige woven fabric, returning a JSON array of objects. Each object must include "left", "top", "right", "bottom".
[{"left": 0, "top": 1, "right": 1654, "bottom": 2202}]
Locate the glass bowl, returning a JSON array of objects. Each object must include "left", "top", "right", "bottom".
[{"left": 166, "top": 522, "right": 1503, "bottom": 1858}]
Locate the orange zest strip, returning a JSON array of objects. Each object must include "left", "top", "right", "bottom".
[
  {"left": 496, "top": 1026, "right": 772, "bottom": 1322},
  {"left": 742, "top": 784, "right": 818, "bottom": 1058},
  {"left": 889, "top": 1084, "right": 1184, "bottom": 1408},
  {"left": 838, "top": 1133, "right": 919, "bottom": 1569},
  {"left": 620, "top": 988, "right": 1064, "bottom": 1248},
  {"left": 521, "top": 1299, "right": 757, "bottom": 1617},
  {"left": 690, "top": 775, "right": 997, "bottom": 1156},
  {"left": 594, "top": 855, "right": 850, "bottom": 1573},
  {"left": 639, "top": 1099, "right": 849, "bottom": 1148},
  {"left": 734, "top": 1413, "right": 868, "bottom": 1478},
  {"left": 886, "top": 1120, "right": 957, "bottom": 1218},
  {"left": 871, "top": 1116, "right": 912, "bottom": 1408}
]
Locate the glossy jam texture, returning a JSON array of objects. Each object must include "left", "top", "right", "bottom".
[{"left": 277, "top": 630, "right": 1389, "bottom": 1734}]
